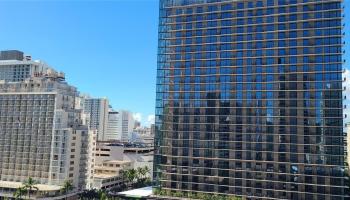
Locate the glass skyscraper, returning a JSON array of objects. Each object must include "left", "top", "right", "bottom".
[{"left": 154, "top": 0, "right": 346, "bottom": 199}]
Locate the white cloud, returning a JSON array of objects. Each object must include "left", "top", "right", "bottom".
[
  {"left": 132, "top": 113, "right": 155, "bottom": 127},
  {"left": 147, "top": 114, "right": 155, "bottom": 125},
  {"left": 343, "top": 69, "right": 350, "bottom": 92},
  {"left": 343, "top": 69, "right": 350, "bottom": 126},
  {"left": 343, "top": 69, "right": 350, "bottom": 100},
  {"left": 133, "top": 113, "right": 142, "bottom": 122}
]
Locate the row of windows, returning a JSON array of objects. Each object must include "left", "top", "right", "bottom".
[
  {"left": 170, "top": 47, "right": 341, "bottom": 58},
  {"left": 159, "top": 20, "right": 341, "bottom": 35},
  {"left": 158, "top": 157, "right": 343, "bottom": 167},
  {"left": 164, "top": 54, "right": 342, "bottom": 63},
  {"left": 156, "top": 157, "right": 344, "bottom": 176},
  {"left": 167, "top": 11, "right": 341, "bottom": 27},
  {"left": 162, "top": 176, "right": 345, "bottom": 188},
  {"left": 159, "top": 77, "right": 341, "bottom": 84},
  {"left": 157, "top": 84, "right": 342, "bottom": 92},
  {"left": 0, "top": 94, "right": 55, "bottom": 99},
  {"left": 159, "top": 84, "right": 341, "bottom": 91},
  {"left": 159, "top": 62, "right": 342, "bottom": 71},
  {"left": 169, "top": 10, "right": 341, "bottom": 25},
  {"left": 166, "top": 26, "right": 342, "bottom": 38},
  {"left": 159, "top": 181, "right": 344, "bottom": 197},
  {"left": 161, "top": 62, "right": 342, "bottom": 72},
  {"left": 159, "top": 62, "right": 342, "bottom": 70},
  {"left": 162, "top": 1, "right": 340, "bottom": 15},
  {"left": 166, "top": 144, "right": 344, "bottom": 151},
  {"left": 160, "top": 64, "right": 342, "bottom": 74},
  {"left": 159, "top": 95, "right": 340, "bottom": 104},
  {"left": 160, "top": 136, "right": 343, "bottom": 143},
  {"left": 167, "top": 32, "right": 342, "bottom": 47},
  {"left": 158, "top": 124, "right": 343, "bottom": 130},
  {"left": 163, "top": 47, "right": 342, "bottom": 58}
]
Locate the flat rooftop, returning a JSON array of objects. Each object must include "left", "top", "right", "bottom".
[
  {"left": 94, "top": 173, "right": 120, "bottom": 179},
  {"left": 95, "top": 166, "right": 121, "bottom": 170},
  {"left": 118, "top": 186, "right": 153, "bottom": 198},
  {"left": 103, "top": 160, "right": 131, "bottom": 164}
]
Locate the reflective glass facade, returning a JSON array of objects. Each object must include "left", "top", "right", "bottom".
[{"left": 154, "top": 0, "right": 346, "bottom": 199}]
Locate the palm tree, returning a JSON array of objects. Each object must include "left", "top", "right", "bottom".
[
  {"left": 142, "top": 167, "right": 149, "bottom": 179},
  {"left": 143, "top": 166, "right": 150, "bottom": 175},
  {"left": 143, "top": 166, "right": 150, "bottom": 180},
  {"left": 79, "top": 189, "right": 99, "bottom": 200},
  {"left": 97, "top": 189, "right": 109, "bottom": 200},
  {"left": 137, "top": 167, "right": 144, "bottom": 180},
  {"left": 79, "top": 189, "right": 90, "bottom": 200},
  {"left": 128, "top": 168, "right": 137, "bottom": 185},
  {"left": 14, "top": 186, "right": 27, "bottom": 200},
  {"left": 143, "top": 166, "right": 151, "bottom": 185},
  {"left": 23, "top": 177, "right": 39, "bottom": 199},
  {"left": 61, "top": 180, "right": 74, "bottom": 200},
  {"left": 121, "top": 170, "right": 129, "bottom": 187}
]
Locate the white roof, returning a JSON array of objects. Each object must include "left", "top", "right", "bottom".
[{"left": 118, "top": 186, "right": 153, "bottom": 198}]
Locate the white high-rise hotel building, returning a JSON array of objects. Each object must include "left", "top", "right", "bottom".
[
  {"left": 82, "top": 99, "right": 135, "bottom": 142},
  {"left": 102, "top": 109, "right": 135, "bottom": 142},
  {"left": 118, "top": 110, "right": 135, "bottom": 142},
  {"left": 105, "top": 110, "right": 119, "bottom": 141},
  {"left": 0, "top": 51, "right": 96, "bottom": 198},
  {"left": 83, "top": 97, "right": 109, "bottom": 141}
]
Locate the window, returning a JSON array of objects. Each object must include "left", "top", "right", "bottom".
[
  {"left": 208, "top": 5, "right": 218, "bottom": 12},
  {"left": 196, "top": 7, "right": 203, "bottom": 13},
  {"left": 267, "top": 0, "right": 274, "bottom": 6},
  {"left": 221, "top": 4, "right": 232, "bottom": 11},
  {"left": 289, "top": 6, "right": 297, "bottom": 12},
  {"left": 237, "top": 2, "right": 244, "bottom": 9},
  {"left": 256, "top": 1, "right": 264, "bottom": 7}
]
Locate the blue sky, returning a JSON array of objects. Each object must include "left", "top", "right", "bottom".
[{"left": 0, "top": 0, "right": 159, "bottom": 125}]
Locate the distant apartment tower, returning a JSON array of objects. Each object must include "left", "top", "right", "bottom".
[
  {"left": 0, "top": 53, "right": 96, "bottom": 198},
  {"left": 150, "top": 124, "right": 155, "bottom": 136},
  {"left": 131, "top": 127, "right": 154, "bottom": 146},
  {"left": 155, "top": 0, "right": 346, "bottom": 199},
  {"left": 102, "top": 109, "right": 135, "bottom": 142},
  {"left": 0, "top": 50, "right": 63, "bottom": 82},
  {"left": 133, "top": 126, "right": 152, "bottom": 136},
  {"left": 83, "top": 97, "right": 109, "bottom": 141},
  {"left": 105, "top": 110, "right": 120, "bottom": 141},
  {"left": 0, "top": 50, "right": 24, "bottom": 61},
  {"left": 119, "top": 110, "right": 135, "bottom": 142}
]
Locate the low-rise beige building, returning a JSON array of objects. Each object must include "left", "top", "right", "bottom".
[{"left": 93, "top": 160, "right": 131, "bottom": 190}]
